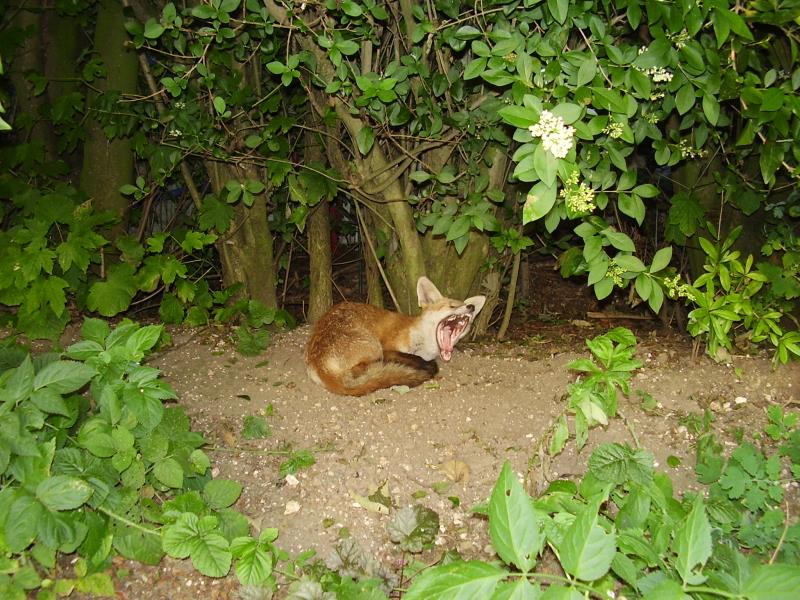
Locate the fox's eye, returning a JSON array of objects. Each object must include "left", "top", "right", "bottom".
[{"left": 466, "top": 304, "right": 475, "bottom": 313}]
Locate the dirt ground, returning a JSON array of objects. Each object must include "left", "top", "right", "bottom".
[{"left": 111, "top": 268, "right": 800, "bottom": 599}]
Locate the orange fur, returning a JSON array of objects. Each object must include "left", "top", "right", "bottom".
[{"left": 305, "top": 278, "right": 486, "bottom": 396}]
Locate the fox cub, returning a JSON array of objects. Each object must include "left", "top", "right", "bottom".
[{"left": 306, "top": 277, "right": 486, "bottom": 396}]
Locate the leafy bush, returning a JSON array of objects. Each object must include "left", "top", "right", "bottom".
[
  {"left": 0, "top": 319, "right": 281, "bottom": 598},
  {"left": 406, "top": 446, "right": 800, "bottom": 599}
]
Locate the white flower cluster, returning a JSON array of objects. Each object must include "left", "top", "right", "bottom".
[
  {"left": 664, "top": 275, "right": 696, "bottom": 301},
  {"left": 637, "top": 46, "right": 674, "bottom": 83},
  {"left": 560, "top": 170, "right": 596, "bottom": 213},
  {"left": 528, "top": 110, "right": 575, "bottom": 159},
  {"left": 670, "top": 29, "right": 691, "bottom": 50},
  {"left": 678, "top": 139, "right": 706, "bottom": 159},
  {"left": 603, "top": 121, "right": 623, "bottom": 139},
  {"left": 646, "top": 67, "right": 673, "bottom": 83}
]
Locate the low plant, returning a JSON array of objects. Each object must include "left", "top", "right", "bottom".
[
  {"left": 406, "top": 444, "right": 800, "bottom": 599},
  {"left": 685, "top": 225, "right": 800, "bottom": 363},
  {"left": 531, "top": 327, "right": 642, "bottom": 485},
  {"left": 0, "top": 319, "right": 283, "bottom": 598},
  {"left": 696, "top": 404, "right": 800, "bottom": 564}
]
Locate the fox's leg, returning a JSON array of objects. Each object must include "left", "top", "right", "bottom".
[{"left": 383, "top": 350, "right": 439, "bottom": 377}]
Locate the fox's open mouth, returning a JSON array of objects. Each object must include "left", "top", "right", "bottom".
[{"left": 437, "top": 314, "right": 472, "bottom": 361}]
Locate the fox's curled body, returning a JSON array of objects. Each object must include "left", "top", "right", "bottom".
[{"left": 305, "top": 277, "right": 486, "bottom": 396}]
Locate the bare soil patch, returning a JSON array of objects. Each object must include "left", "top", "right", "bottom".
[{"left": 108, "top": 313, "right": 798, "bottom": 598}]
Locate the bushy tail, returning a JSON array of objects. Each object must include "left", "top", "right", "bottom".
[{"left": 319, "top": 352, "right": 438, "bottom": 396}]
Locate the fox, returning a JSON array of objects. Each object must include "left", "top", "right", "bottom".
[{"left": 305, "top": 276, "right": 486, "bottom": 396}]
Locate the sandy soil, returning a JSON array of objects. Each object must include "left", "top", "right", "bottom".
[{"left": 109, "top": 314, "right": 799, "bottom": 599}]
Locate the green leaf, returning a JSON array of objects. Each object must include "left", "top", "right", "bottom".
[
  {"left": 493, "top": 577, "right": 541, "bottom": 599},
  {"left": 36, "top": 475, "right": 93, "bottom": 511},
  {"left": 3, "top": 355, "right": 35, "bottom": 405},
  {"left": 203, "top": 479, "right": 243, "bottom": 510},
  {"left": 576, "top": 59, "right": 597, "bottom": 87},
  {"left": 356, "top": 125, "right": 375, "bottom": 155},
  {"left": 675, "top": 85, "right": 695, "bottom": 115},
  {"left": 213, "top": 96, "right": 226, "bottom": 115},
  {"left": 143, "top": 18, "right": 165, "bottom": 39},
  {"left": 387, "top": 505, "right": 440, "bottom": 553},
  {"left": 650, "top": 247, "right": 672, "bottom": 272},
  {"left": 5, "top": 494, "right": 44, "bottom": 552},
  {"left": 667, "top": 192, "right": 705, "bottom": 240},
  {"left": 614, "top": 255, "right": 646, "bottom": 273},
  {"left": 673, "top": 495, "right": 711, "bottom": 585},
  {"left": 523, "top": 182, "right": 556, "bottom": 224},
  {"left": 464, "top": 57, "right": 487, "bottom": 80},
  {"left": 742, "top": 564, "right": 800, "bottom": 600},
  {"left": 498, "top": 105, "right": 539, "bottom": 129},
  {"left": 86, "top": 263, "right": 137, "bottom": 317},
  {"left": 125, "top": 325, "right": 163, "bottom": 356},
  {"left": 560, "top": 496, "right": 616, "bottom": 581},
  {"left": 404, "top": 560, "right": 507, "bottom": 600},
  {"left": 30, "top": 388, "right": 70, "bottom": 416},
  {"left": 154, "top": 457, "right": 184, "bottom": 488},
  {"left": 547, "top": 0, "right": 569, "bottom": 24},
  {"left": 488, "top": 462, "right": 542, "bottom": 573},
  {"left": 242, "top": 415, "right": 271, "bottom": 439},
  {"left": 603, "top": 230, "right": 635, "bottom": 252},
  {"left": 162, "top": 513, "right": 232, "bottom": 578},
  {"left": 33, "top": 360, "right": 96, "bottom": 394},
  {"left": 702, "top": 94, "right": 720, "bottom": 125},
  {"left": 341, "top": 1, "right": 363, "bottom": 17},
  {"left": 533, "top": 143, "right": 558, "bottom": 187},
  {"left": 230, "top": 536, "right": 273, "bottom": 585},
  {"left": 550, "top": 103, "right": 582, "bottom": 124},
  {"left": 279, "top": 450, "right": 315, "bottom": 477}
]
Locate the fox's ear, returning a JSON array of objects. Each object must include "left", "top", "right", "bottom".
[
  {"left": 417, "top": 276, "right": 443, "bottom": 306},
  {"left": 464, "top": 295, "right": 486, "bottom": 315}
]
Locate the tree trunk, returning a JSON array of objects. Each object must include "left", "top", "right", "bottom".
[
  {"left": 205, "top": 161, "right": 278, "bottom": 309},
  {"left": 43, "top": 4, "right": 82, "bottom": 167},
  {"left": 306, "top": 202, "right": 332, "bottom": 321},
  {"left": 8, "top": 4, "right": 57, "bottom": 158},
  {"left": 79, "top": 0, "right": 138, "bottom": 236}
]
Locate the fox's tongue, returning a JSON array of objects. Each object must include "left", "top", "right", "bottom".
[{"left": 437, "top": 315, "right": 469, "bottom": 362}]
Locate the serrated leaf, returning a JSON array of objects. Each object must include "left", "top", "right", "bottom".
[
  {"left": 125, "top": 325, "right": 163, "bottom": 356},
  {"left": 154, "top": 457, "right": 184, "bottom": 488},
  {"left": 404, "top": 560, "right": 507, "bottom": 600},
  {"left": 203, "top": 479, "right": 243, "bottom": 510},
  {"left": 231, "top": 536, "right": 273, "bottom": 585},
  {"left": 388, "top": 505, "right": 439, "bottom": 553},
  {"left": 163, "top": 513, "right": 232, "bottom": 577},
  {"left": 742, "top": 564, "right": 800, "bottom": 600},
  {"left": 242, "top": 415, "right": 271, "bottom": 439},
  {"left": 32, "top": 360, "right": 96, "bottom": 394},
  {"left": 560, "top": 496, "right": 616, "bottom": 581},
  {"left": 673, "top": 495, "right": 711, "bottom": 585},
  {"left": 488, "top": 462, "right": 542, "bottom": 573},
  {"left": 36, "top": 475, "right": 93, "bottom": 511}
]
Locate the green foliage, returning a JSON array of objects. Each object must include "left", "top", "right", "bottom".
[
  {"left": 696, "top": 405, "right": 800, "bottom": 563},
  {"left": 0, "top": 319, "right": 283, "bottom": 596},
  {"left": 407, "top": 445, "right": 800, "bottom": 599},
  {"left": 685, "top": 224, "right": 800, "bottom": 362},
  {"left": 488, "top": 0, "right": 799, "bottom": 358},
  {"left": 547, "top": 327, "right": 642, "bottom": 454}
]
